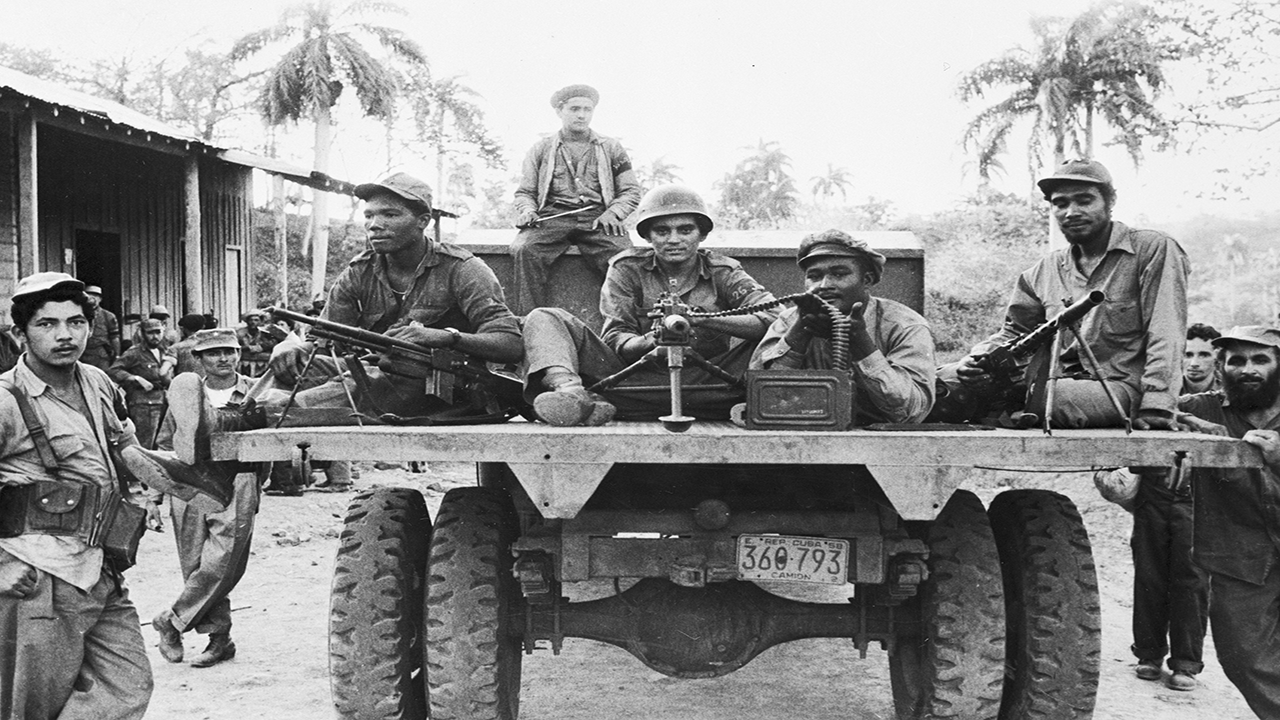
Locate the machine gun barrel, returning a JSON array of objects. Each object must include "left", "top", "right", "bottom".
[
  {"left": 1006, "top": 290, "right": 1107, "bottom": 358},
  {"left": 267, "top": 306, "right": 434, "bottom": 360}
]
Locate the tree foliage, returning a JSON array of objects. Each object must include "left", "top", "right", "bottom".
[
  {"left": 632, "top": 156, "right": 683, "bottom": 190},
  {"left": 810, "top": 164, "right": 853, "bottom": 204},
  {"left": 959, "top": 1, "right": 1184, "bottom": 185},
  {"left": 715, "top": 140, "right": 799, "bottom": 229}
]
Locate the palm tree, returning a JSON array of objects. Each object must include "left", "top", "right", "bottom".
[
  {"left": 810, "top": 164, "right": 852, "bottom": 205},
  {"left": 633, "top": 156, "right": 683, "bottom": 190},
  {"left": 959, "top": 1, "right": 1180, "bottom": 187},
  {"left": 716, "top": 140, "right": 799, "bottom": 228},
  {"left": 231, "top": 0, "right": 428, "bottom": 298},
  {"left": 404, "top": 68, "right": 504, "bottom": 207}
]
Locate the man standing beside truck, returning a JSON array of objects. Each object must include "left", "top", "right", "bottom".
[
  {"left": 510, "top": 84, "right": 642, "bottom": 315},
  {"left": 0, "top": 272, "right": 153, "bottom": 719},
  {"left": 750, "top": 229, "right": 936, "bottom": 423},
  {"left": 1174, "top": 325, "right": 1280, "bottom": 716},
  {"left": 937, "top": 159, "right": 1189, "bottom": 428}
]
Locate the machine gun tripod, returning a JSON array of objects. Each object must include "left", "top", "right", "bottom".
[{"left": 586, "top": 292, "right": 844, "bottom": 432}]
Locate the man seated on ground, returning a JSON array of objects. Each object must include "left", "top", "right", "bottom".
[
  {"left": 146, "top": 329, "right": 260, "bottom": 669},
  {"left": 523, "top": 184, "right": 778, "bottom": 425},
  {"left": 1183, "top": 323, "right": 1222, "bottom": 395},
  {"left": 935, "top": 159, "right": 1189, "bottom": 428},
  {"left": 264, "top": 171, "right": 522, "bottom": 422},
  {"left": 750, "top": 229, "right": 936, "bottom": 424},
  {"left": 1172, "top": 325, "right": 1280, "bottom": 716}
]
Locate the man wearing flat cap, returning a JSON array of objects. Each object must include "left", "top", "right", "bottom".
[
  {"left": 109, "top": 316, "right": 176, "bottom": 449},
  {"left": 939, "top": 158, "right": 1189, "bottom": 428},
  {"left": 145, "top": 329, "right": 262, "bottom": 668},
  {"left": 0, "top": 271, "right": 153, "bottom": 719},
  {"left": 259, "top": 172, "right": 521, "bottom": 428},
  {"left": 751, "top": 229, "right": 937, "bottom": 424},
  {"left": 1172, "top": 326, "right": 1280, "bottom": 714},
  {"left": 510, "top": 83, "right": 642, "bottom": 315},
  {"left": 81, "top": 284, "right": 121, "bottom": 371},
  {"left": 236, "top": 308, "right": 283, "bottom": 377},
  {"left": 149, "top": 303, "right": 181, "bottom": 347}
]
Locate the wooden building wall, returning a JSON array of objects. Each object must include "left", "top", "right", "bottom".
[
  {"left": 0, "top": 112, "right": 18, "bottom": 318},
  {"left": 198, "top": 157, "right": 253, "bottom": 325},
  {"left": 38, "top": 125, "right": 185, "bottom": 321}
]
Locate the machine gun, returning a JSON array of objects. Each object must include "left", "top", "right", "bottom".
[
  {"left": 267, "top": 306, "right": 527, "bottom": 424},
  {"left": 929, "top": 290, "right": 1107, "bottom": 426}
]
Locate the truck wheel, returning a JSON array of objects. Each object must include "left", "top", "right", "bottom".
[
  {"left": 890, "top": 489, "right": 1005, "bottom": 720},
  {"left": 329, "top": 487, "right": 431, "bottom": 720},
  {"left": 988, "top": 489, "right": 1100, "bottom": 720},
  {"left": 425, "top": 487, "right": 523, "bottom": 720}
]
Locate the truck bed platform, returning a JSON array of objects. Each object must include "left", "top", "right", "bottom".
[{"left": 212, "top": 423, "right": 1262, "bottom": 520}]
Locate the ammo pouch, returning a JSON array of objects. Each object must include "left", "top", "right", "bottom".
[
  {"left": 0, "top": 380, "right": 147, "bottom": 570},
  {"left": 0, "top": 481, "right": 95, "bottom": 538},
  {"left": 98, "top": 490, "right": 146, "bottom": 569}
]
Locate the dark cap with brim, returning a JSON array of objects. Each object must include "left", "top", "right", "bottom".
[
  {"left": 551, "top": 84, "right": 599, "bottom": 108},
  {"left": 354, "top": 172, "right": 433, "bottom": 213},
  {"left": 796, "top": 229, "right": 887, "bottom": 282},
  {"left": 1037, "top": 158, "right": 1114, "bottom": 197},
  {"left": 1212, "top": 325, "right": 1280, "bottom": 350},
  {"left": 12, "top": 272, "right": 85, "bottom": 300}
]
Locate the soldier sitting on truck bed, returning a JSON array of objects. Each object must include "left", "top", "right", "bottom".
[
  {"left": 933, "top": 159, "right": 1189, "bottom": 429},
  {"left": 750, "top": 229, "right": 936, "bottom": 424},
  {"left": 522, "top": 184, "right": 779, "bottom": 426},
  {"left": 261, "top": 172, "right": 523, "bottom": 421},
  {"left": 509, "top": 84, "right": 642, "bottom": 315}
]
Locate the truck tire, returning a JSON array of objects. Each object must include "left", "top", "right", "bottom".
[
  {"left": 425, "top": 487, "right": 523, "bottom": 720},
  {"left": 988, "top": 489, "right": 1101, "bottom": 720},
  {"left": 890, "top": 489, "right": 1005, "bottom": 720},
  {"left": 329, "top": 487, "right": 431, "bottom": 720}
]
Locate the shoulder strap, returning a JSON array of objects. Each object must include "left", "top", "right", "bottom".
[{"left": 0, "top": 381, "right": 60, "bottom": 472}]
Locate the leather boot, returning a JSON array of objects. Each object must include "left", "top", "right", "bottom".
[
  {"left": 533, "top": 387, "right": 615, "bottom": 427},
  {"left": 121, "top": 446, "right": 235, "bottom": 512},
  {"left": 189, "top": 633, "right": 236, "bottom": 668},
  {"left": 152, "top": 610, "right": 184, "bottom": 663}
]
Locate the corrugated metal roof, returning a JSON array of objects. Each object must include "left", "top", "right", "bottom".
[
  {"left": 0, "top": 64, "right": 357, "bottom": 196},
  {"left": 0, "top": 64, "right": 201, "bottom": 143}
]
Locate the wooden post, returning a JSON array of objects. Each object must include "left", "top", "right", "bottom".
[
  {"left": 273, "top": 174, "right": 288, "bottom": 307},
  {"left": 16, "top": 113, "right": 37, "bottom": 276},
  {"left": 184, "top": 154, "right": 204, "bottom": 312}
]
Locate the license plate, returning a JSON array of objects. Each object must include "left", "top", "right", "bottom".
[{"left": 736, "top": 534, "right": 849, "bottom": 585}]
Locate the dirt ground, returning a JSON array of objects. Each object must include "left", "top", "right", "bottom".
[{"left": 128, "top": 462, "right": 1258, "bottom": 720}]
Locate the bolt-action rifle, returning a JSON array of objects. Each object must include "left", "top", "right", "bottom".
[
  {"left": 267, "top": 306, "right": 527, "bottom": 422},
  {"left": 930, "top": 290, "right": 1107, "bottom": 424}
]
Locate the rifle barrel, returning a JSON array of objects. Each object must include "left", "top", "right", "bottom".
[{"left": 267, "top": 306, "right": 435, "bottom": 358}]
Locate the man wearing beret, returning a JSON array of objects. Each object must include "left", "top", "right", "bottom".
[
  {"left": 939, "top": 158, "right": 1189, "bottom": 428},
  {"left": 524, "top": 184, "right": 777, "bottom": 425},
  {"left": 146, "top": 329, "right": 261, "bottom": 668},
  {"left": 751, "top": 229, "right": 937, "bottom": 424},
  {"left": 109, "top": 317, "right": 176, "bottom": 449},
  {"left": 510, "top": 84, "right": 642, "bottom": 315},
  {"left": 0, "top": 272, "right": 153, "bottom": 719},
  {"left": 81, "top": 284, "right": 121, "bottom": 371},
  {"left": 1172, "top": 326, "right": 1280, "bottom": 713}
]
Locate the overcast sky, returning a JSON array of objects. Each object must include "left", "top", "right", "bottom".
[{"left": 6, "top": 0, "right": 1277, "bottom": 225}]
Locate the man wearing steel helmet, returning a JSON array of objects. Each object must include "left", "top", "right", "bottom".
[
  {"left": 510, "top": 84, "right": 642, "bottom": 315},
  {"left": 1172, "top": 326, "right": 1280, "bottom": 714},
  {"left": 750, "top": 229, "right": 936, "bottom": 424},
  {"left": 940, "top": 159, "right": 1190, "bottom": 428},
  {"left": 522, "top": 184, "right": 778, "bottom": 425},
  {"left": 0, "top": 272, "right": 153, "bottom": 719}
]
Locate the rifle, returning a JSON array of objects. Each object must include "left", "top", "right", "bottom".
[
  {"left": 267, "top": 306, "right": 526, "bottom": 420},
  {"left": 930, "top": 290, "right": 1107, "bottom": 423}
]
